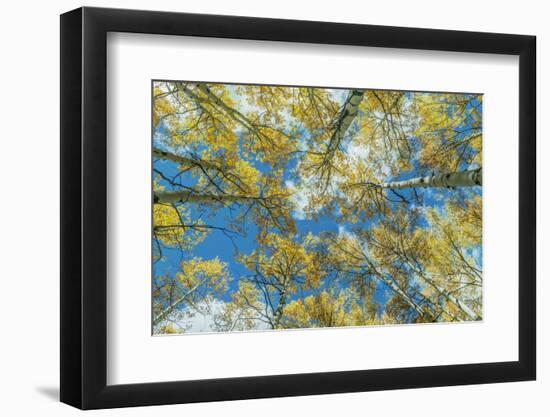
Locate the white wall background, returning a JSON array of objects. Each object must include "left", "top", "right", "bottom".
[{"left": 0, "top": 0, "right": 545, "bottom": 415}]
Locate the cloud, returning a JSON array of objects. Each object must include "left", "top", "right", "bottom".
[
  {"left": 337, "top": 224, "right": 353, "bottom": 239},
  {"left": 184, "top": 300, "right": 225, "bottom": 333},
  {"left": 346, "top": 142, "right": 370, "bottom": 161},
  {"left": 344, "top": 141, "right": 395, "bottom": 179},
  {"left": 172, "top": 298, "right": 272, "bottom": 334},
  {"left": 327, "top": 89, "right": 349, "bottom": 105},
  {"left": 285, "top": 180, "right": 310, "bottom": 220}
]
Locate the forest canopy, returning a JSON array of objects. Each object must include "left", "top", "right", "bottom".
[{"left": 152, "top": 81, "right": 482, "bottom": 334}]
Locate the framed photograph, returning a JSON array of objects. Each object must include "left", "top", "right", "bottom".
[{"left": 60, "top": 6, "right": 536, "bottom": 409}]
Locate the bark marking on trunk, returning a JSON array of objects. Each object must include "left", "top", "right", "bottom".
[{"left": 381, "top": 168, "right": 482, "bottom": 190}]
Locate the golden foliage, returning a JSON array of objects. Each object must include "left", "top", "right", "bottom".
[
  {"left": 153, "top": 203, "right": 208, "bottom": 249},
  {"left": 283, "top": 290, "right": 379, "bottom": 328},
  {"left": 411, "top": 93, "right": 482, "bottom": 171}
]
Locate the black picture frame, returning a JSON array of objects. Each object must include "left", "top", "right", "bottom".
[{"left": 60, "top": 6, "right": 536, "bottom": 410}]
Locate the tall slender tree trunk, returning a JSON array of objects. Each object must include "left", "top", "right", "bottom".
[
  {"left": 419, "top": 273, "right": 481, "bottom": 321},
  {"left": 153, "top": 148, "right": 256, "bottom": 205},
  {"left": 176, "top": 82, "right": 275, "bottom": 146},
  {"left": 375, "top": 273, "right": 426, "bottom": 317},
  {"left": 271, "top": 285, "right": 290, "bottom": 329},
  {"left": 360, "top": 255, "right": 428, "bottom": 317},
  {"left": 325, "top": 90, "right": 364, "bottom": 156},
  {"left": 359, "top": 247, "right": 460, "bottom": 320},
  {"left": 154, "top": 190, "right": 255, "bottom": 205},
  {"left": 153, "top": 280, "right": 206, "bottom": 326},
  {"left": 380, "top": 168, "right": 482, "bottom": 190},
  {"left": 397, "top": 254, "right": 481, "bottom": 321},
  {"left": 153, "top": 147, "right": 221, "bottom": 171},
  {"left": 316, "top": 90, "right": 364, "bottom": 189}
]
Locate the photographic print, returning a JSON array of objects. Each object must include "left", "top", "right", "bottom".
[{"left": 152, "top": 81, "right": 482, "bottom": 335}]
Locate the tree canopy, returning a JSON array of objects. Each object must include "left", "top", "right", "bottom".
[{"left": 152, "top": 81, "right": 482, "bottom": 334}]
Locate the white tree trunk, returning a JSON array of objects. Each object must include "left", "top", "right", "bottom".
[
  {"left": 376, "top": 273, "right": 426, "bottom": 316},
  {"left": 271, "top": 287, "right": 289, "bottom": 329},
  {"left": 153, "top": 147, "right": 257, "bottom": 205},
  {"left": 326, "top": 90, "right": 364, "bottom": 155},
  {"left": 154, "top": 190, "right": 255, "bottom": 205},
  {"left": 380, "top": 168, "right": 482, "bottom": 190},
  {"left": 359, "top": 252, "right": 427, "bottom": 317},
  {"left": 419, "top": 273, "right": 481, "bottom": 321},
  {"left": 177, "top": 82, "right": 264, "bottom": 140},
  {"left": 315, "top": 90, "right": 364, "bottom": 189},
  {"left": 152, "top": 147, "right": 221, "bottom": 171},
  {"left": 153, "top": 280, "right": 206, "bottom": 326}
]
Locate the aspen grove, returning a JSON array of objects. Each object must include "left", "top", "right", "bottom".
[{"left": 152, "top": 82, "right": 482, "bottom": 334}]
